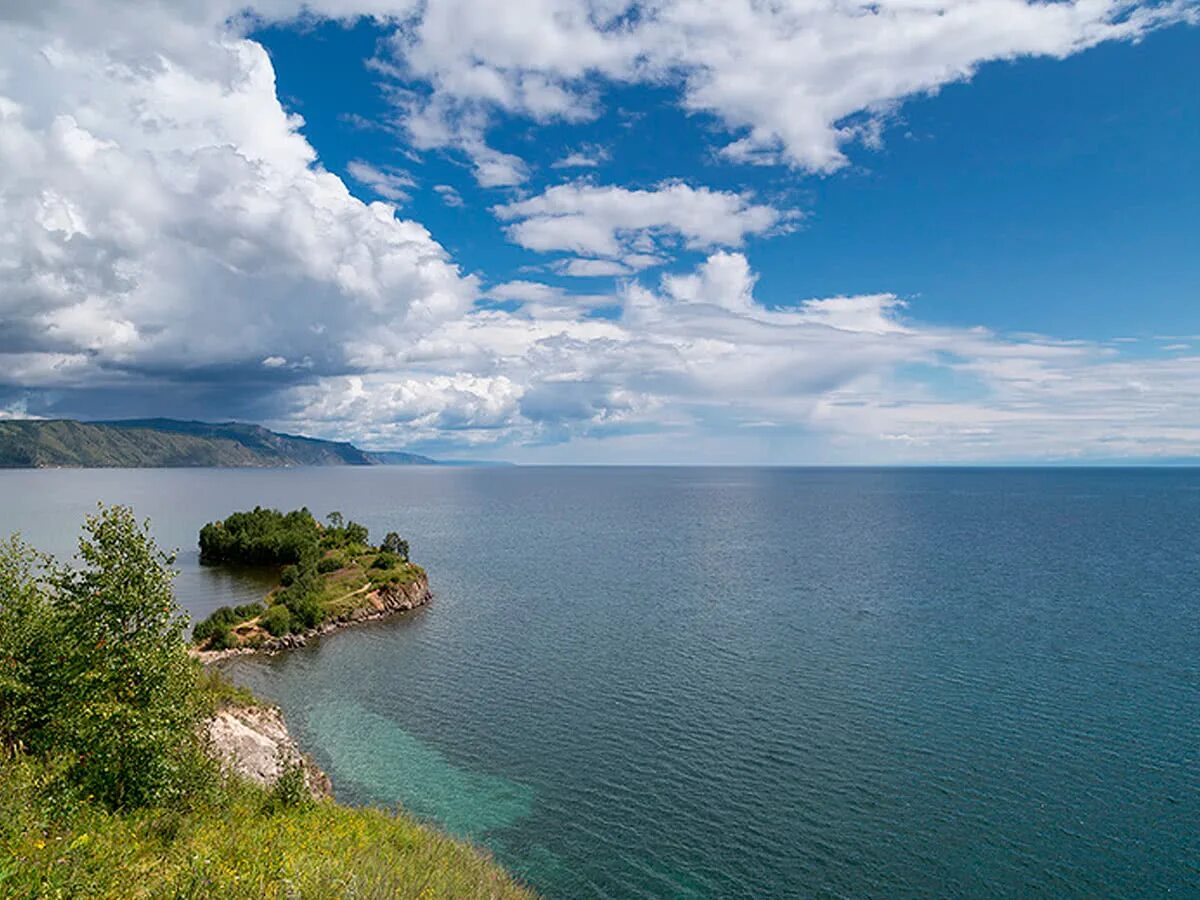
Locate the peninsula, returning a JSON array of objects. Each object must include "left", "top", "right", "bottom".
[{"left": 190, "top": 507, "right": 431, "bottom": 658}]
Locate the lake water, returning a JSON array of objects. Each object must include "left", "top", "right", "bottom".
[{"left": 1, "top": 466, "right": 1197, "bottom": 897}]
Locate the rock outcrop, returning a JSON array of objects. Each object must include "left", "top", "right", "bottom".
[{"left": 205, "top": 703, "right": 332, "bottom": 798}]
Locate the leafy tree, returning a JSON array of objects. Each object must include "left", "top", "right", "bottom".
[
  {"left": 380, "top": 532, "right": 410, "bottom": 562},
  {"left": 0, "top": 505, "right": 209, "bottom": 808},
  {"left": 0, "top": 536, "right": 56, "bottom": 747},
  {"left": 342, "top": 521, "right": 369, "bottom": 547},
  {"left": 325, "top": 511, "right": 344, "bottom": 530}
]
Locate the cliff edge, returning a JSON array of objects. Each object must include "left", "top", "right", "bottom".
[{"left": 206, "top": 702, "right": 332, "bottom": 799}]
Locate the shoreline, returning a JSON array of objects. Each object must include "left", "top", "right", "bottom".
[{"left": 192, "top": 574, "right": 432, "bottom": 665}]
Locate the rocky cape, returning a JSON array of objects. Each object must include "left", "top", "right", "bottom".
[
  {"left": 199, "top": 575, "right": 430, "bottom": 797},
  {"left": 193, "top": 575, "right": 432, "bottom": 665}
]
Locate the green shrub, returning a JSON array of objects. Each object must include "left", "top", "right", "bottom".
[
  {"left": 370, "top": 552, "right": 400, "bottom": 570},
  {"left": 192, "top": 602, "right": 263, "bottom": 643},
  {"left": 233, "top": 601, "right": 264, "bottom": 620},
  {"left": 316, "top": 554, "right": 345, "bottom": 574},
  {"left": 279, "top": 564, "right": 298, "bottom": 586},
  {"left": 260, "top": 604, "right": 291, "bottom": 637},
  {"left": 208, "top": 622, "right": 237, "bottom": 651},
  {"left": 0, "top": 505, "right": 210, "bottom": 809},
  {"left": 285, "top": 593, "right": 322, "bottom": 631},
  {"left": 267, "top": 757, "right": 311, "bottom": 812}
]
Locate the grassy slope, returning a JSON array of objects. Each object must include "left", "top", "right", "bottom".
[
  {"left": 0, "top": 668, "right": 532, "bottom": 899},
  {"left": 0, "top": 756, "right": 532, "bottom": 900}
]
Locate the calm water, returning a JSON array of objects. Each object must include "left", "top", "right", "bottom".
[{"left": 1, "top": 467, "right": 1197, "bottom": 897}]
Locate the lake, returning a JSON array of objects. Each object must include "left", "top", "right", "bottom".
[{"left": 1, "top": 466, "right": 1197, "bottom": 897}]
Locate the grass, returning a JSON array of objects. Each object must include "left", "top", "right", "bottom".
[
  {"left": 194, "top": 550, "right": 428, "bottom": 649},
  {"left": 195, "top": 666, "right": 259, "bottom": 710},
  {"left": 0, "top": 753, "right": 535, "bottom": 899}
]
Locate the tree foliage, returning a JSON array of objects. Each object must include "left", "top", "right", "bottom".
[
  {"left": 380, "top": 532, "right": 409, "bottom": 562},
  {"left": 0, "top": 505, "right": 209, "bottom": 809},
  {"left": 260, "top": 604, "right": 292, "bottom": 637},
  {"left": 198, "top": 507, "right": 321, "bottom": 566},
  {"left": 192, "top": 602, "right": 264, "bottom": 645}
]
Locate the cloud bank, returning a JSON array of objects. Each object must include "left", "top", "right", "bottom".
[{"left": 0, "top": 0, "right": 1196, "bottom": 462}]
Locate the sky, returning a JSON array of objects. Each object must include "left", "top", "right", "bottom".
[{"left": 0, "top": 1, "right": 1197, "bottom": 463}]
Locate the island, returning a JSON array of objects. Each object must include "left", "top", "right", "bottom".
[{"left": 190, "top": 506, "right": 431, "bottom": 659}]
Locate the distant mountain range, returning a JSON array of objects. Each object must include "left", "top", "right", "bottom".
[{"left": 0, "top": 418, "right": 437, "bottom": 468}]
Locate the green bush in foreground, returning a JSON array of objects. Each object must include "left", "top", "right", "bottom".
[{"left": 0, "top": 506, "right": 209, "bottom": 809}]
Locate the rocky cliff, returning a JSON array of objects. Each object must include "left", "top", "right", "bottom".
[{"left": 206, "top": 703, "right": 332, "bottom": 798}]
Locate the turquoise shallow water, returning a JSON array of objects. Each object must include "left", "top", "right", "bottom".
[{"left": 2, "top": 466, "right": 1198, "bottom": 897}]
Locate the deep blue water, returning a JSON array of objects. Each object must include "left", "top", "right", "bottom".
[{"left": 1, "top": 467, "right": 1198, "bottom": 897}]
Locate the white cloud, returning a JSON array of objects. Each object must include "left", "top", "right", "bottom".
[
  {"left": 551, "top": 146, "right": 608, "bottom": 168},
  {"left": 0, "top": 2, "right": 476, "bottom": 399},
  {"left": 275, "top": 249, "right": 1200, "bottom": 462},
  {"left": 346, "top": 159, "right": 415, "bottom": 201},
  {"left": 552, "top": 258, "right": 632, "bottom": 277},
  {"left": 465, "top": 140, "right": 529, "bottom": 187},
  {"left": 285, "top": 372, "right": 525, "bottom": 447},
  {"left": 377, "top": 0, "right": 1196, "bottom": 172},
  {"left": 433, "top": 183, "right": 465, "bottom": 207},
  {"left": 487, "top": 281, "right": 566, "bottom": 303},
  {"left": 493, "top": 181, "right": 788, "bottom": 260},
  {"left": 3, "top": 0, "right": 1198, "bottom": 463}
]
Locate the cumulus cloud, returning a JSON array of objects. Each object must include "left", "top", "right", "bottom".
[
  {"left": 493, "top": 182, "right": 787, "bottom": 263},
  {"left": 378, "top": 0, "right": 1196, "bottom": 171},
  {"left": 0, "top": 0, "right": 475, "bottom": 413},
  {"left": 284, "top": 373, "right": 525, "bottom": 447}
]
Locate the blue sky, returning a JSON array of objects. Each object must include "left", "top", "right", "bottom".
[
  {"left": 258, "top": 17, "right": 1199, "bottom": 339},
  {"left": 0, "top": 2, "right": 1197, "bottom": 462}
]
